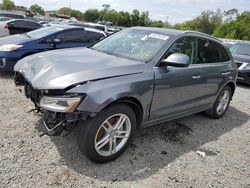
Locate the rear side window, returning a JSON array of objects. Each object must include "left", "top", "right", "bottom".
[
  {"left": 57, "top": 30, "right": 86, "bottom": 43},
  {"left": 197, "top": 38, "right": 230, "bottom": 64},
  {"left": 164, "top": 37, "right": 197, "bottom": 64},
  {"left": 86, "top": 31, "right": 104, "bottom": 43}
]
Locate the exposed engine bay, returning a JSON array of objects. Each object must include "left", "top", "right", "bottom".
[{"left": 14, "top": 72, "right": 88, "bottom": 136}]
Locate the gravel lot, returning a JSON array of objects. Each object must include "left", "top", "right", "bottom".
[{"left": 0, "top": 72, "right": 249, "bottom": 188}]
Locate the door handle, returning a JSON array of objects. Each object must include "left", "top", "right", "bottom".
[{"left": 192, "top": 75, "right": 201, "bottom": 79}]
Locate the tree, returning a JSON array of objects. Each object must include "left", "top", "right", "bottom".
[
  {"left": 173, "top": 9, "right": 222, "bottom": 35},
  {"left": 70, "top": 9, "right": 83, "bottom": 20},
  {"left": 117, "top": 11, "right": 132, "bottom": 27},
  {"left": 0, "top": 0, "right": 15, "bottom": 10},
  {"left": 139, "top": 11, "right": 150, "bottom": 26},
  {"left": 214, "top": 11, "right": 250, "bottom": 40},
  {"left": 130, "top": 9, "right": 140, "bottom": 26},
  {"left": 102, "top": 4, "right": 110, "bottom": 12},
  {"left": 224, "top": 8, "right": 238, "bottom": 21},
  {"left": 57, "top": 7, "right": 71, "bottom": 16},
  {"left": 30, "top": 4, "right": 45, "bottom": 15},
  {"left": 83, "top": 9, "right": 100, "bottom": 22}
]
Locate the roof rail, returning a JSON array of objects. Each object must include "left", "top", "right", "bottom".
[{"left": 184, "top": 30, "right": 222, "bottom": 42}]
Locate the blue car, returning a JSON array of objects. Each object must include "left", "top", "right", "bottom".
[{"left": 0, "top": 25, "right": 106, "bottom": 71}]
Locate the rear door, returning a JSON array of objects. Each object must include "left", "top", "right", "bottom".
[{"left": 194, "top": 37, "right": 235, "bottom": 105}]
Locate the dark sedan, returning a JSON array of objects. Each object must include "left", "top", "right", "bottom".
[
  {"left": 0, "top": 25, "right": 106, "bottom": 71},
  {"left": 0, "top": 19, "right": 42, "bottom": 37},
  {"left": 230, "top": 42, "right": 250, "bottom": 85}
]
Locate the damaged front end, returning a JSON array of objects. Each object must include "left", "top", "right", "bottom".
[{"left": 14, "top": 72, "right": 88, "bottom": 136}]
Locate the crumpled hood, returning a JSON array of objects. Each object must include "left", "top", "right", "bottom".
[
  {"left": 232, "top": 54, "right": 250, "bottom": 64},
  {"left": 14, "top": 48, "right": 145, "bottom": 89}
]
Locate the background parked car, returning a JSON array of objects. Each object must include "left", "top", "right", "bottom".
[
  {"left": 0, "top": 25, "right": 106, "bottom": 71},
  {"left": 230, "top": 41, "right": 250, "bottom": 85},
  {"left": 0, "top": 12, "right": 25, "bottom": 19},
  {"left": 0, "top": 16, "right": 12, "bottom": 22},
  {"left": 0, "top": 19, "right": 42, "bottom": 37}
]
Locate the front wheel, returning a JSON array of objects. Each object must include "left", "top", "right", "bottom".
[
  {"left": 205, "top": 86, "right": 232, "bottom": 119},
  {"left": 76, "top": 104, "right": 136, "bottom": 163}
]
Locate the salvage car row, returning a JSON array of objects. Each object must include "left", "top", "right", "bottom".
[{"left": 0, "top": 21, "right": 249, "bottom": 162}]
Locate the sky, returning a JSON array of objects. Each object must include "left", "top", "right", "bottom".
[{"left": 12, "top": 0, "right": 250, "bottom": 23}]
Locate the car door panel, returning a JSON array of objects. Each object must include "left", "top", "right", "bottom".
[{"left": 150, "top": 65, "right": 204, "bottom": 120}]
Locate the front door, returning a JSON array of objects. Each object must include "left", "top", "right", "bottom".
[{"left": 150, "top": 36, "right": 204, "bottom": 120}]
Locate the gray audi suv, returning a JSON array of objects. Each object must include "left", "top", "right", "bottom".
[{"left": 14, "top": 27, "right": 237, "bottom": 162}]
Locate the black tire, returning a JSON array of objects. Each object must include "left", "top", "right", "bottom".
[
  {"left": 205, "top": 86, "right": 232, "bottom": 119},
  {"left": 76, "top": 103, "right": 136, "bottom": 163}
]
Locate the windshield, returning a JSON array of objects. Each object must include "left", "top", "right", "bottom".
[
  {"left": 26, "top": 26, "right": 64, "bottom": 39},
  {"left": 230, "top": 43, "right": 250, "bottom": 56},
  {"left": 92, "top": 29, "right": 169, "bottom": 61}
]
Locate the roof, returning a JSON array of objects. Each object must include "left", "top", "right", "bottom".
[
  {"left": 131, "top": 26, "right": 184, "bottom": 36},
  {"left": 48, "top": 24, "right": 106, "bottom": 35},
  {"left": 130, "top": 27, "right": 222, "bottom": 42}
]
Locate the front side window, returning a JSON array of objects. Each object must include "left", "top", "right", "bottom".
[
  {"left": 56, "top": 30, "right": 86, "bottom": 43},
  {"left": 92, "top": 29, "right": 169, "bottom": 62},
  {"left": 164, "top": 37, "right": 196, "bottom": 64},
  {"left": 197, "top": 38, "right": 230, "bottom": 64}
]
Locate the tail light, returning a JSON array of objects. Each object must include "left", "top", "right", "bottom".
[{"left": 4, "top": 24, "right": 9, "bottom": 29}]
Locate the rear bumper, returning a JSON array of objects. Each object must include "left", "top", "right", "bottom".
[{"left": 237, "top": 70, "right": 250, "bottom": 85}]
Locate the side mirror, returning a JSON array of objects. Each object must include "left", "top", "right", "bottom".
[
  {"left": 53, "top": 38, "right": 61, "bottom": 44},
  {"left": 51, "top": 38, "right": 61, "bottom": 48},
  {"left": 161, "top": 53, "right": 189, "bottom": 67}
]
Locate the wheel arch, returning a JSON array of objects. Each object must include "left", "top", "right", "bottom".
[{"left": 101, "top": 97, "right": 144, "bottom": 130}]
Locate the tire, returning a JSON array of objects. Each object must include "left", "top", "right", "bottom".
[
  {"left": 76, "top": 104, "right": 136, "bottom": 163},
  {"left": 205, "top": 86, "right": 232, "bottom": 119}
]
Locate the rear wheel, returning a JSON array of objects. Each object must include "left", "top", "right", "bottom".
[
  {"left": 76, "top": 104, "right": 136, "bottom": 163},
  {"left": 205, "top": 86, "right": 232, "bottom": 119}
]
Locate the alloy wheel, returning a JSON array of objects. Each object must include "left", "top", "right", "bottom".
[
  {"left": 216, "top": 90, "right": 230, "bottom": 115},
  {"left": 94, "top": 114, "right": 131, "bottom": 157}
]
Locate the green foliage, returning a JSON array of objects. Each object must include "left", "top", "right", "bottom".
[
  {"left": 0, "top": 0, "right": 15, "bottom": 10},
  {"left": 83, "top": 9, "right": 100, "bottom": 22},
  {"left": 57, "top": 7, "right": 71, "bottom": 16},
  {"left": 214, "top": 11, "right": 250, "bottom": 40},
  {"left": 30, "top": 4, "right": 45, "bottom": 15},
  {"left": 70, "top": 9, "right": 83, "bottom": 20},
  {"left": 173, "top": 9, "right": 222, "bottom": 35}
]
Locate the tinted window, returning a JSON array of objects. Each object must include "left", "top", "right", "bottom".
[
  {"left": 164, "top": 37, "right": 196, "bottom": 64},
  {"left": 86, "top": 31, "right": 104, "bottom": 43},
  {"left": 57, "top": 30, "right": 86, "bottom": 43},
  {"left": 197, "top": 38, "right": 230, "bottom": 64}
]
